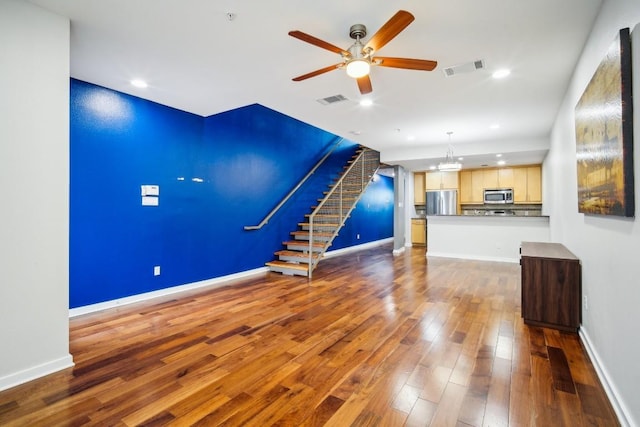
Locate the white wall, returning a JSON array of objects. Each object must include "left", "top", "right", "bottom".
[
  {"left": 427, "top": 216, "right": 550, "bottom": 263},
  {"left": 546, "top": 0, "right": 640, "bottom": 424},
  {"left": 0, "top": 0, "right": 73, "bottom": 390}
]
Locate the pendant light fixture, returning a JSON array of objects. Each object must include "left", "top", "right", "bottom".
[{"left": 438, "top": 131, "right": 462, "bottom": 171}]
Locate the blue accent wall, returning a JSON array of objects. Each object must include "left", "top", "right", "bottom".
[{"left": 70, "top": 79, "right": 393, "bottom": 308}]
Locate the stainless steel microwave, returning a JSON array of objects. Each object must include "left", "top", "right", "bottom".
[{"left": 484, "top": 188, "right": 513, "bottom": 204}]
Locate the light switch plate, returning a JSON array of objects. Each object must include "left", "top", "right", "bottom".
[{"left": 142, "top": 196, "right": 159, "bottom": 206}]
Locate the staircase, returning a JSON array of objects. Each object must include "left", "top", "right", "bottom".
[{"left": 266, "top": 147, "right": 380, "bottom": 278}]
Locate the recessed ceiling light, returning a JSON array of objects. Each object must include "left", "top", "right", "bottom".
[
  {"left": 492, "top": 69, "right": 511, "bottom": 79},
  {"left": 490, "top": 124, "right": 500, "bottom": 130},
  {"left": 407, "top": 135, "right": 416, "bottom": 141},
  {"left": 429, "top": 165, "right": 437, "bottom": 170},
  {"left": 497, "top": 160, "right": 506, "bottom": 166},
  {"left": 359, "top": 99, "right": 373, "bottom": 107},
  {"left": 458, "top": 157, "right": 464, "bottom": 161},
  {"left": 131, "top": 79, "right": 148, "bottom": 88},
  {"left": 496, "top": 153, "right": 503, "bottom": 157}
]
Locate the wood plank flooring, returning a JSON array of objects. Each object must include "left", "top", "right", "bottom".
[{"left": 0, "top": 245, "right": 619, "bottom": 426}]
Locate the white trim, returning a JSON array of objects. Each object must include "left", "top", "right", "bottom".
[
  {"left": 426, "top": 251, "right": 520, "bottom": 264},
  {"left": 69, "top": 267, "right": 269, "bottom": 317},
  {"left": 70, "top": 239, "right": 395, "bottom": 317},
  {"left": 323, "top": 237, "right": 394, "bottom": 259},
  {"left": 0, "top": 354, "right": 74, "bottom": 393},
  {"left": 579, "top": 328, "right": 635, "bottom": 427},
  {"left": 392, "top": 246, "right": 406, "bottom": 256}
]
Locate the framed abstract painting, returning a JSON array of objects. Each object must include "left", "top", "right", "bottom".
[{"left": 575, "top": 27, "right": 634, "bottom": 217}]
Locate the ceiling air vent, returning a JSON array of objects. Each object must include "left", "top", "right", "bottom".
[
  {"left": 317, "top": 94, "right": 348, "bottom": 105},
  {"left": 443, "top": 59, "right": 485, "bottom": 77}
]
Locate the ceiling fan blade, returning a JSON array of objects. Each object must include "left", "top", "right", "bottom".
[
  {"left": 375, "top": 57, "right": 437, "bottom": 71},
  {"left": 288, "top": 31, "right": 348, "bottom": 55},
  {"left": 292, "top": 64, "right": 342, "bottom": 81},
  {"left": 364, "top": 10, "right": 415, "bottom": 53},
  {"left": 357, "top": 75, "right": 372, "bottom": 94}
]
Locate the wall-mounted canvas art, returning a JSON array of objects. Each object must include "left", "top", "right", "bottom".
[{"left": 575, "top": 27, "right": 634, "bottom": 217}]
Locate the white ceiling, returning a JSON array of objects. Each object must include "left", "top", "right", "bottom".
[{"left": 29, "top": 0, "right": 602, "bottom": 171}]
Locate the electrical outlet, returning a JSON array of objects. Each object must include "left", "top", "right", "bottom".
[
  {"left": 356, "top": 234, "right": 360, "bottom": 240},
  {"left": 154, "top": 266, "right": 161, "bottom": 276},
  {"left": 583, "top": 295, "right": 588, "bottom": 311}
]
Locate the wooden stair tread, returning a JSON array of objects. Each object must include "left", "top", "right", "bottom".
[
  {"left": 275, "top": 250, "right": 320, "bottom": 259},
  {"left": 298, "top": 222, "right": 339, "bottom": 227},
  {"left": 305, "top": 213, "right": 347, "bottom": 218},
  {"left": 283, "top": 240, "right": 326, "bottom": 248},
  {"left": 265, "top": 260, "right": 309, "bottom": 271}
]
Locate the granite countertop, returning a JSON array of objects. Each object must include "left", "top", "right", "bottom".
[{"left": 427, "top": 214, "right": 549, "bottom": 218}]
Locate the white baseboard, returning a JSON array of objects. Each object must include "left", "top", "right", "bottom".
[
  {"left": 392, "top": 246, "right": 406, "bottom": 256},
  {"left": 69, "top": 267, "right": 269, "bottom": 317},
  {"left": 426, "top": 251, "right": 519, "bottom": 264},
  {"left": 323, "top": 237, "right": 393, "bottom": 259},
  {"left": 0, "top": 354, "right": 74, "bottom": 393},
  {"left": 70, "top": 239, "right": 394, "bottom": 317},
  {"left": 579, "top": 328, "right": 635, "bottom": 427}
]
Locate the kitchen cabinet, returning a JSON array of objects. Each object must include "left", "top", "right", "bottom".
[
  {"left": 498, "top": 168, "right": 514, "bottom": 189},
  {"left": 520, "top": 242, "right": 581, "bottom": 332},
  {"left": 514, "top": 166, "right": 542, "bottom": 203},
  {"left": 460, "top": 170, "right": 484, "bottom": 204},
  {"left": 483, "top": 168, "right": 514, "bottom": 189},
  {"left": 425, "top": 171, "right": 459, "bottom": 190},
  {"left": 411, "top": 218, "right": 426, "bottom": 246},
  {"left": 414, "top": 172, "right": 425, "bottom": 205}
]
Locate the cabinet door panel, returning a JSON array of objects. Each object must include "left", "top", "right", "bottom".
[
  {"left": 471, "top": 170, "right": 484, "bottom": 203},
  {"left": 425, "top": 172, "right": 442, "bottom": 190},
  {"left": 513, "top": 168, "right": 528, "bottom": 203},
  {"left": 483, "top": 169, "right": 499, "bottom": 189},
  {"left": 411, "top": 220, "right": 426, "bottom": 245},
  {"left": 527, "top": 166, "right": 542, "bottom": 202},
  {"left": 414, "top": 172, "right": 425, "bottom": 204},
  {"left": 460, "top": 171, "right": 472, "bottom": 203},
  {"left": 498, "top": 168, "right": 514, "bottom": 189},
  {"left": 441, "top": 171, "right": 459, "bottom": 190}
]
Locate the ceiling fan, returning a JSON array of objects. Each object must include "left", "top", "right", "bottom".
[{"left": 288, "top": 10, "right": 437, "bottom": 95}]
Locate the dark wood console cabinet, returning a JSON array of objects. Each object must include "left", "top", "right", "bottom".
[{"left": 520, "top": 242, "right": 581, "bottom": 333}]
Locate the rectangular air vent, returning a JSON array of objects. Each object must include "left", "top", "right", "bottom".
[
  {"left": 317, "top": 94, "right": 348, "bottom": 105},
  {"left": 443, "top": 59, "right": 485, "bottom": 77}
]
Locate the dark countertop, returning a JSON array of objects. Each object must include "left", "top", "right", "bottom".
[{"left": 427, "top": 214, "right": 549, "bottom": 218}]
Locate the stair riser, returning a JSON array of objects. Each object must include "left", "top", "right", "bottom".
[
  {"left": 285, "top": 243, "right": 325, "bottom": 252},
  {"left": 299, "top": 225, "right": 337, "bottom": 232},
  {"left": 268, "top": 266, "right": 309, "bottom": 276},
  {"left": 277, "top": 255, "right": 313, "bottom": 263},
  {"left": 292, "top": 235, "right": 332, "bottom": 242}
]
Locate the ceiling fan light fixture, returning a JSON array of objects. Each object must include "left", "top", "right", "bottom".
[{"left": 346, "top": 59, "right": 370, "bottom": 78}]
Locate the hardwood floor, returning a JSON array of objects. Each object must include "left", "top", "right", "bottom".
[{"left": 0, "top": 245, "right": 619, "bottom": 426}]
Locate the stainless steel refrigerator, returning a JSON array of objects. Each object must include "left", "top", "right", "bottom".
[{"left": 426, "top": 190, "right": 458, "bottom": 215}]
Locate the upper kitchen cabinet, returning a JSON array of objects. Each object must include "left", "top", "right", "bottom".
[
  {"left": 425, "top": 171, "right": 459, "bottom": 190},
  {"left": 414, "top": 172, "right": 425, "bottom": 204},
  {"left": 514, "top": 166, "right": 542, "bottom": 203},
  {"left": 483, "top": 168, "right": 514, "bottom": 189},
  {"left": 460, "top": 170, "right": 484, "bottom": 204}
]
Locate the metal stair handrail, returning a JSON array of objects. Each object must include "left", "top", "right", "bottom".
[
  {"left": 244, "top": 138, "right": 344, "bottom": 230},
  {"left": 307, "top": 148, "right": 380, "bottom": 278}
]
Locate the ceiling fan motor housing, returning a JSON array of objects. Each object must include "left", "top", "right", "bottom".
[{"left": 349, "top": 24, "right": 367, "bottom": 40}]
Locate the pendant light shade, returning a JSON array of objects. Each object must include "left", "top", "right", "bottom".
[{"left": 438, "top": 132, "right": 462, "bottom": 171}]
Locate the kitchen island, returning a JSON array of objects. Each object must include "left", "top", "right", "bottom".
[{"left": 426, "top": 215, "right": 549, "bottom": 263}]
